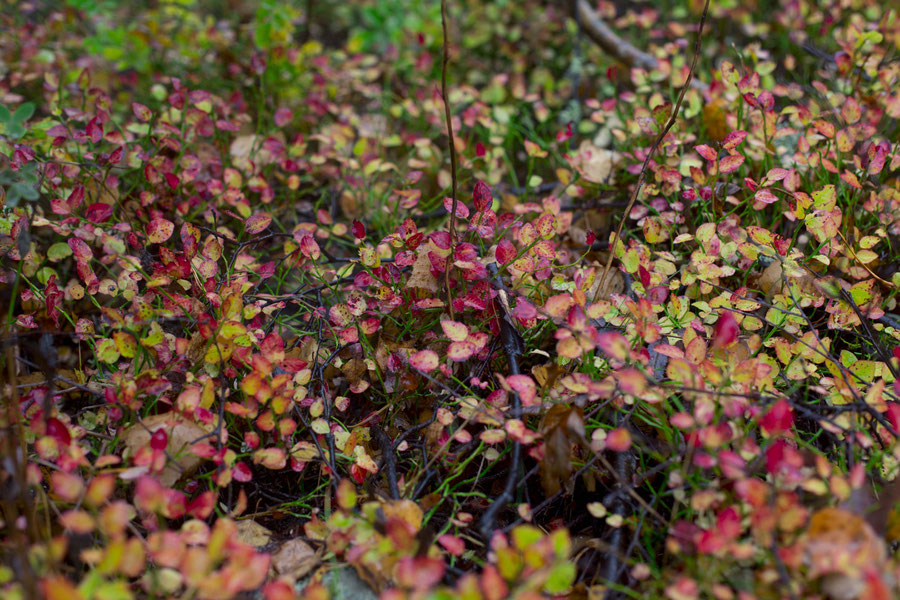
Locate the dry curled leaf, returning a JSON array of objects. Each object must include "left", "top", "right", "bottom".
[
  {"left": 186, "top": 331, "right": 207, "bottom": 365},
  {"left": 538, "top": 405, "right": 587, "bottom": 496}
]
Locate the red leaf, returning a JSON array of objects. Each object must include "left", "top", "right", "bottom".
[
  {"left": 760, "top": 399, "right": 794, "bottom": 436},
  {"left": 351, "top": 220, "right": 366, "bottom": 239},
  {"left": 86, "top": 117, "right": 103, "bottom": 143},
  {"left": 164, "top": 172, "right": 179, "bottom": 190},
  {"left": 45, "top": 417, "right": 71, "bottom": 447},
  {"left": 472, "top": 180, "right": 493, "bottom": 211},
  {"left": 84, "top": 202, "right": 113, "bottom": 223},
  {"left": 711, "top": 310, "right": 739, "bottom": 349},
  {"left": 496, "top": 238, "right": 516, "bottom": 265},
  {"left": 150, "top": 429, "right": 168, "bottom": 451},
  {"left": 233, "top": 462, "right": 253, "bottom": 482}
]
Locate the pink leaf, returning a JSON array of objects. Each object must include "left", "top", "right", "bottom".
[
  {"left": 232, "top": 462, "right": 253, "bottom": 482},
  {"left": 245, "top": 213, "right": 272, "bottom": 235},
  {"left": 606, "top": 428, "right": 632, "bottom": 452},
  {"left": 765, "top": 168, "right": 790, "bottom": 182},
  {"left": 51, "top": 185, "right": 85, "bottom": 215},
  {"left": 506, "top": 374, "right": 537, "bottom": 406},
  {"left": 754, "top": 189, "right": 778, "bottom": 205},
  {"left": 68, "top": 238, "right": 93, "bottom": 262},
  {"left": 274, "top": 107, "right": 293, "bottom": 127},
  {"left": 443, "top": 197, "right": 469, "bottom": 218},
  {"left": 409, "top": 349, "right": 439, "bottom": 371},
  {"left": 447, "top": 340, "right": 476, "bottom": 361},
  {"left": 438, "top": 534, "right": 465, "bottom": 556},
  {"left": 596, "top": 331, "right": 629, "bottom": 362},
  {"left": 496, "top": 239, "right": 516, "bottom": 265},
  {"left": 147, "top": 218, "right": 175, "bottom": 244},
  {"left": 440, "top": 320, "right": 469, "bottom": 342},
  {"left": 722, "top": 130, "right": 748, "bottom": 150},
  {"left": 132, "top": 102, "right": 152, "bottom": 122},
  {"left": 694, "top": 144, "right": 718, "bottom": 161},
  {"left": 718, "top": 154, "right": 745, "bottom": 174}
]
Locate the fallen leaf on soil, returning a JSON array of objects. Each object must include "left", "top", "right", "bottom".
[
  {"left": 235, "top": 519, "right": 273, "bottom": 547},
  {"left": 271, "top": 538, "right": 320, "bottom": 577},
  {"left": 121, "top": 412, "right": 216, "bottom": 487}
]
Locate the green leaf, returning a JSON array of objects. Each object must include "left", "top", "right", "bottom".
[
  {"left": 12, "top": 102, "right": 35, "bottom": 123},
  {"left": 12, "top": 182, "right": 38, "bottom": 201},
  {"left": 6, "top": 122, "right": 25, "bottom": 139},
  {"left": 96, "top": 338, "right": 120, "bottom": 364},
  {"left": 0, "top": 105, "right": 10, "bottom": 122},
  {"left": 544, "top": 562, "right": 576, "bottom": 594},
  {"left": 511, "top": 525, "right": 543, "bottom": 550}
]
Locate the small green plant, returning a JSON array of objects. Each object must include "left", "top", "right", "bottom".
[{"left": 0, "top": 103, "right": 34, "bottom": 140}]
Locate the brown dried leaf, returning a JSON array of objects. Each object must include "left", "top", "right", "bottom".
[
  {"left": 121, "top": 412, "right": 216, "bottom": 487},
  {"left": 575, "top": 141, "right": 615, "bottom": 184},
  {"left": 340, "top": 357, "right": 367, "bottom": 384},
  {"left": 272, "top": 538, "right": 320, "bottom": 577},
  {"left": 538, "top": 406, "right": 586, "bottom": 496},
  {"left": 229, "top": 132, "right": 284, "bottom": 168},
  {"left": 758, "top": 261, "right": 784, "bottom": 298},
  {"left": 405, "top": 246, "right": 439, "bottom": 293},
  {"left": 381, "top": 499, "right": 423, "bottom": 530},
  {"left": 340, "top": 189, "right": 363, "bottom": 219},
  {"left": 532, "top": 363, "right": 567, "bottom": 394},
  {"left": 587, "top": 264, "right": 625, "bottom": 299},
  {"left": 186, "top": 332, "right": 207, "bottom": 365},
  {"left": 234, "top": 519, "right": 273, "bottom": 547}
]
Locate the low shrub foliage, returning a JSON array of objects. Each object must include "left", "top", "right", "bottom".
[{"left": 2, "top": 1, "right": 900, "bottom": 599}]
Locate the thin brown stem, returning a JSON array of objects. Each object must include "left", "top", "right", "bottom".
[
  {"left": 441, "top": 0, "right": 459, "bottom": 318},
  {"left": 594, "top": 0, "right": 711, "bottom": 302}
]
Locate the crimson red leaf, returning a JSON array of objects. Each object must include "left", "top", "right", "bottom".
[
  {"left": 472, "top": 180, "right": 493, "bottom": 211},
  {"left": 711, "top": 310, "right": 739, "bottom": 349},
  {"left": 85, "top": 202, "right": 113, "bottom": 223}
]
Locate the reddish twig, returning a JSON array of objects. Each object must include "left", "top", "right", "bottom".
[{"left": 441, "top": 0, "right": 459, "bottom": 318}]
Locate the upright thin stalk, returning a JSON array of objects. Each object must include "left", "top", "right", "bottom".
[{"left": 441, "top": 0, "right": 459, "bottom": 317}]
